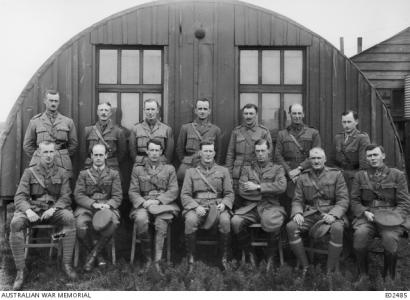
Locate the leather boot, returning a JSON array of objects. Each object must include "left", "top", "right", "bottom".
[
  {"left": 12, "top": 268, "right": 26, "bottom": 291},
  {"left": 219, "top": 233, "right": 230, "bottom": 270},
  {"left": 140, "top": 232, "right": 152, "bottom": 273},
  {"left": 384, "top": 251, "right": 398, "bottom": 281},
  {"left": 84, "top": 236, "right": 110, "bottom": 272},
  {"left": 266, "top": 233, "right": 278, "bottom": 272},
  {"left": 237, "top": 230, "right": 256, "bottom": 267},
  {"left": 62, "top": 263, "right": 78, "bottom": 280},
  {"left": 289, "top": 240, "right": 308, "bottom": 276},
  {"left": 326, "top": 243, "right": 343, "bottom": 273},
  {"left": 185, "top": 233, "right": 196, "bottom": 273},
  {"left": 354, "top": 248, "right": 369, "bottom": 287},
  {"left": 154, "top": 231, "right": 165, "bottom": 276}
]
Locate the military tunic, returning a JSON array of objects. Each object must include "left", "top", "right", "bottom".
[
  {"left": 181, "top": 162, "right": 234, "bottom": 234},
  {"left": 351, "top": 165, "right": 410, "bottom": 252},
  {"left": 23, "top": 112, "right": 78, "bottom": 175},
  {"left": 129, "top": 120, "right": 174, "bottom": 164},
  {"left": 84, "top": 120, "right": 127, "bottom": 170},
  {"left": 74, "top": 166, "right": 123, "bottom": 237},
  {"left": 287, "top": 167, "right": 349, "bottom": 245},
  {"left": 232, "top": 162, "right": 287, "bottom": 233},
  {"left": 10, "top": 164, "right": 75, "bottom": 269},
  {"left": 334, "top": 128, "right": 370, "bottom": 190},
  {"left": 225, "top": 123, "right": 272, "bottom": 191},
  {"left": 128, "top": 161, "right": 179, "bottom": 235},
  {"left": 176, "top": 120, "right": 222, "bottom": 182}
]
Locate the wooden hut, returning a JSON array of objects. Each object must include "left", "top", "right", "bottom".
[
  {"left": 0, "top": 0, "right": 404, "bottom": 238},
  {"left": 351, "top": 27, "right": 410, "bottom": 174}
]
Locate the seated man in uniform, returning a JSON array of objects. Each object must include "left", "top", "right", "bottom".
[
  {"left": 351, "top": 144, "right": 410, "bottom": 283},
  {"left": 74, "top": 144, "right": 122, "bottom": 272},
  {"left": 232, "top": 139, "right": 287, "bottom": 271},
  {"left": 9, "top": 141, "right": 77, "bottom": 290},
  {"left": 286, "top": 147, "right": 349, "bottom": 277},
  {"left": 129, "top": 139, "right": 179, "bottom": 275},
  {"left": 181, "top": 140, "right": 234, "bottom": 272}
]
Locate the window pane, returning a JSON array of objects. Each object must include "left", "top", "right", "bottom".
[
  {"left": 99, "top": 50, "right": 117, "bottom": 84},
  {"left": 99, "top": 93, "right": 118, "bottom": 124},
  {"left": 240, "top": 93, "right": 258, "bottom": 109},
  {"left": 121, "top": 50, "right": 139, "bottom": 84},
  {"left": 143, "top": 50, "right": 162, "bottom": 84},
  {"left": 284, "top": 50, "right": 303, "bottom": 84},
  {"left": 240, "top": 50, "right": 258, "bottom": 84},
  {"left": 261, "top": 93, "right": 280, "bottom": 131},
  {"left": 284, "top": 93, "right": 302, "bottom": 127},
  {"left": 262, "top": 51, "right": 280, "bottom": 84},
  {"left": 121, "top": 93, "right": 140, "bottom": 129}
]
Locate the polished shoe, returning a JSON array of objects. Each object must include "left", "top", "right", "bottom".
[
  {"left": 187, "top": 255, "right": 194, "bottom": 274},
  {"left": 96, "top": 255, "right": 107, "bottom": 267},
  {"left": 221, "top": 257, "right": 229, "bottom": 271},
  {"left": 12, "top": 269, "right": 26, "bottom": 291},
  {"left": 266, "top": 256, "right": 274, "bottom": 272},
  {"left": 62, "top": 264, "right": 78, "bottom": 280},
  {"left": 84, "top": 254, "right": 96, "bottom": 272}
]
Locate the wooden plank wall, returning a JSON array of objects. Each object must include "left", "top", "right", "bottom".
[
  {"left": 0, "top": 0, "right": 405, "bottom": 197},
  {"left": 352, "top": 28, "right": 410, "bottom": 89}
]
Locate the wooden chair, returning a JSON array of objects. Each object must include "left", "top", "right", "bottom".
[
  {"left": 73, "top": 236, "right": 116, "bottom": 267},
  {"left": 130, "top": 222, "right": 171, "bottom": 264},
  {"left": 24, "top": 224, "right": 61, "bottom": 260},
  {"left": 242, "top": 223, "right": 285, "bottom": 266}
]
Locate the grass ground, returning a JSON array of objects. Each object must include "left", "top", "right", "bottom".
[{"left": 1, "top": 203, "right": 409, "bottom": 291}]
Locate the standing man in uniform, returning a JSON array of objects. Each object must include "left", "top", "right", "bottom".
[
  {"left": 23, "top": 90, "right": 78, "bottom": 177},
  {"left": 351, "top": 144, "right": 410, "bottom": 283},
  {"left": 232, "top": 139, "right": 287, "bottom": 271},
  {"left": 129, "top": 98, "right": 174, "bottom": 165},
  {"left": 83, "top": 102, "right": 126, "bottom": 170},
  {"left": 9, "top": 141, "right": 77, "bottom": 290},
  {"left": 74, "top": 144, "right": 122, "bottom": 272},
  {"left": 176, "top": 98, "right": 222, "bottom": 183},
  {"left": 334, "top": 110, "right": 370, "bottom": 191},
  {"left": 275, "top": 104, "right": 321, "bottom": 213},
  {"left": 226, "top": 104, "right": 272, "bottom": 197},
  {"left": 286, "top": 147, "right": 349, "bottom": 277},
  {"left": 181, "top": 141, "right": 234, "bottom": 272},
  {"left": 129, "top": 139, "right": 179, "bottom": 275}
]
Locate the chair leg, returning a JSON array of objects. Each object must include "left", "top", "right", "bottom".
[
  {"left": 111, "top": 238, "right": 116, "bottom": 265},
  {"left": 130, "top": 222, "right": 137, "bottom": 264},
  {"left": 166, "top": 225, "right": 171, "bottom": 263},
  {"left": 24, "top": 228, "right": 30, "bottom": 259},
  {"left": 278, "top": 236, "right": 284, "bottom": 266},
  {"left": 308, "top": 239, "right": 315, "bottom": 262}
]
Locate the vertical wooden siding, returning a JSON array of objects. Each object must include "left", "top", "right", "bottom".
[{"left": 0, "top": 0, "right": 404, "bottom": 197}]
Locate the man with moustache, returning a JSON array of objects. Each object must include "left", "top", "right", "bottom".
[
  {"left": 9, "top": 141, "right": 77, "bottom": 290},
  {"left": 232, "top": 139, "right": 287, "bottom": 270},
  {"left": 181, "top": 141, "right": 234, "bottom": 272},
  {"left": 334, "top": 110, "right": 370, "bottom": 191},
  {"left": 226, "top": 104, "right": 272, "bottom": 195},
  {"left": 275, "top": 104, "right": 321, "bottom": 213},
  {"left": 83, "top": 102, "right": 126, "bottom": 170},
  {"left": 129, "top": 98, "right": 174, "bottom": 165},
  {"left": 176, "top": 98, "right": 222, "bottom": 183},
  {"left": 129, "top": 139, "right": 179, "bottom": 275},
  {"left": 74, "top": 144, "right": 122, "bottom": 272},
  {"left": 351, "top": 144, "right": 410, "bottom": 283},
  {"left": 23, "top": 90, "right": 78, "bottom": 177},
  {"left": 286, "top": 147, "right": 349, "bottom": 277}
]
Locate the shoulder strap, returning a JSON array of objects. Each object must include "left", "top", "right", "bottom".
[
  {"left": 195, "top": 168, "right": 218, "bottom": 194},
  {"left": 29, "top": 167, "right": 46, "bottom": 189},
  {"left": 191, "top": 123, "right": 203, "bottom": 141},
  {"left": 306, "top": 174, "right": 326, "bottom": 199},
  {"left": 92, "top": 125, "right": 111, "bottom": 151},
  {"left": 288, "top": 133, "right": 304, "bottom": 152},
  {"left": 86, "top": 169, "right": 98, "bottom": 185}
]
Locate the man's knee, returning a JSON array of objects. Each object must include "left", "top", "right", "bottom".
[
  {"left": 154, "top": 217, "right": 169, "bottom": 235},
  {"left": 184, "top": 211, "right": 199, "bottom": 234},
  {"left": 10, "top": 217, "right": 28, "bottom": 233},
  {"left": 218, "top": 213, "right": 231, "bottom": 234},
  {"left": 231, "top": 215, "right": 244, "bottom": 234},
  {"left": 58, "top": 209, "right": 75, "bottom": 227},
  {"left": 330, "top": 221, "right": 344, "bottom": 242},
  {"left": 132, "top": 209, "right": 149, "bottom": 234},
  {"left": 381, "top": 230, "right": 401, "bottom": 253}
]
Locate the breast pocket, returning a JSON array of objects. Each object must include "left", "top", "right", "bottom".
[
  {"left": 136, "top": 134, "right": 150, "bottom": 152},
  {"left": 56, "top": 125, "right": 69, "bottom": 141},
  {"left": 380, "top": 183, "right": 397, "bottom": 202},
  {"left": 212, "top": 172, "right": 224, "bottom": 191},
  {"left": 48, "top": 178, "right": 62, "bottom": 194},
  {"left": 235, "top": 135, "right": 246, "bottom": 155},
  {"left": 186, "top": 132, "right": 201, "bottom": 152},
  {"left": 35, "top": 126, "right": 51, "bottom": 143},
  {"left": 29, "top": 177, "right": 44, "bottom": 195},
  {"left": 359, "top": 184, "right": 374, "bottom": 202}
]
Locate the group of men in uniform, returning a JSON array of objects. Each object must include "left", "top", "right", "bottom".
[{"left": 8, "top": 89, "right": 410, "bottom": 290}]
